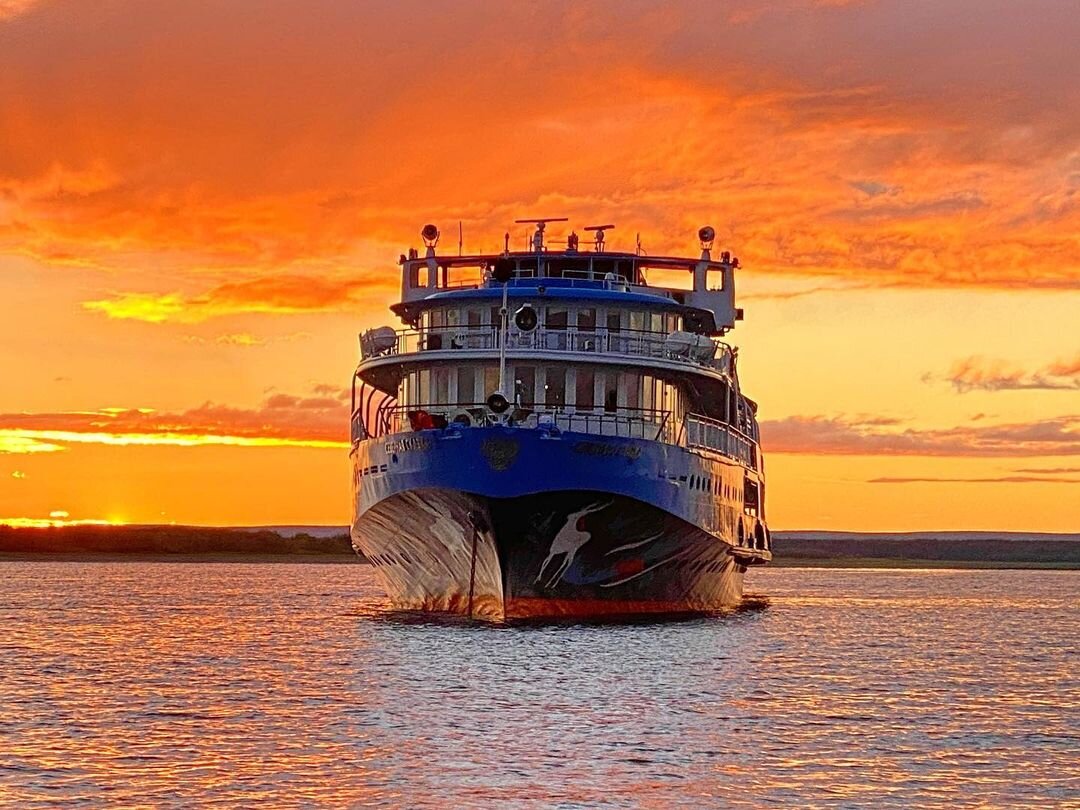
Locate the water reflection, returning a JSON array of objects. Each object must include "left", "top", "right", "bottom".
[{"left": 0, "top": 562, "right": 1076, "bottom": 808}]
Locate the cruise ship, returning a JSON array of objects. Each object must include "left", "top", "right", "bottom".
[{"left": 350, "top": 220, "right": 770, "bottom": 620}]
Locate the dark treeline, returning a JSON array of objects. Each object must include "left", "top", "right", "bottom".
[
  {"left": 773, "top": 533, "right": 1080, "bottom": 565},
  {"left": 1, "top": 526, "right": 1077, "bottom": 565},
  {"left": 0, "top": 525, "right": 354, "bottom": 556}
]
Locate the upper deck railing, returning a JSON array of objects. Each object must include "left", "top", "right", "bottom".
[
  {"left": 356, "top": 402, "right": 678, "bottom": 444},
  {"left": 351, "top": 395, "right": 758, "bottom": 470},
  {"left": 359, "top": 325, "right": 733, "bottom": 375}
]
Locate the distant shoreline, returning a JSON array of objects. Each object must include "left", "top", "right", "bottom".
[
  {"left": 0, "top": 551, "right": 1075, "bottom": 570},
  {"left": 1, "top": 525, "right": 1076, "bottom": 569},
  {"left": 769, "top": 557, "right": 1078, "bottom": 570}
]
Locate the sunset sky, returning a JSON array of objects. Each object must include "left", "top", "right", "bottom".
[{"left": 1, "top": 0, "right": 1077, "bottom": 530}]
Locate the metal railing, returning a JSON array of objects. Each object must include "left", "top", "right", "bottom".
[
  {"left": 684, "top": 413, "right": 757, "bottom": 468},
  {"left": 352, "top": 397, "right": 759, "bottom": 469},
  {"left": 353, "top": 400, "right": 675, "bottom": 443},
  {"left": 361, "top": 325, "right": 731, "bottom": 373}
]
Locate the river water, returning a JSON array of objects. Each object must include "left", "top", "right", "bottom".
[{"left": 0, "top": 562, "right": 1076, "bottom": 808}]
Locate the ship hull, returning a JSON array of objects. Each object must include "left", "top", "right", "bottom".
[
  {"left": 355, "top": 487, "right": 746, "bottom": 622},
  {"left": 351, "top": 425, "right": 766, "bottom": 621}
]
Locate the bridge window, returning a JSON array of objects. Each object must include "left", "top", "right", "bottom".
[
  {"left": 546, "top": 307, "right": 568, "bottom": 330},
  {"left": 606, "top": 310, "right": 622, "bottom": 332},
  {"left": 577, "top": 308, "right": 596, "bottom": 332}
]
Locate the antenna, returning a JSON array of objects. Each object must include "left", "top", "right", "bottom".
[
  {"left": 514, "top": 217, "right": 569, "bottom": 252},
  {"left": 584, "top": 224, "right": 614, "bottom": 252}
]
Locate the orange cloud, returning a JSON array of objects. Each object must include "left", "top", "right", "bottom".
[
  {"left": 1013, "top": 466, "right": 1080, "bottom": 474},
  {"left": 83, "top": 275, "right": 394, "bottom": 323},
  {"left": 0, "top": 386, "right": 350, "bottom": 452},
  {"left": 1, "top": 1, "right": 1078, "bottom": 296},
  {"left": 941, "top": 354, "right": 1080, "bottom": 392},
  {"left": 761, "top": 414, "right": 1080, "bottom": 457}
]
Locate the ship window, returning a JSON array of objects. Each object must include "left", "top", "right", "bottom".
[
  {"left": 546, "top": 307, "right": 568, "bottom": 330},
  {"left": 650, "top": 311, "right": 663, "bottom": 333},
  {"left": 467, "top": 309, "right": 481, "bottom": 328},
  {"left": 515, "top": 365, "right": 536, "bottom": 407},
  {"left": 483, "top": 366, "right": 499, "bottom": 400},
  {"left": 430, "top": 309, "right": 445, "bottom": 328},
  {"left": 457, "top": 366, "right": 475, "bottom": 404},
  {"left": 544, "top": 366, "right": 566, "bottom": 407},
  {"left": 630, "top": 311, "right": 646, "bottom": 332},
  {"left": 575, "top": 369, "right": 595, "bottom": 410},
  {"left": 417, "top": 369, "right": 430, "bottom": 404},
  {"left": 604, "top": 375, "right": 618, "bottom": 412},
  {"left": 606, "top": 311, "right": 622, "bottom": 332},
  {"left": 433, "top": 367, "right": 450, "bottom": 405},
  {"left": 620, "top": 372, "right": 640, "bottom": 410},
  {"left": 577, "top": 308, "right": 596, "bottom": 332},
  {"left": 744, "top": 480, "right": 759, "bottom": 517}
]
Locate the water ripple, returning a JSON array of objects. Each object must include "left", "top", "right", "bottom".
[{"left": 0, "top": 563, "right": 1076, "bottom": 808}]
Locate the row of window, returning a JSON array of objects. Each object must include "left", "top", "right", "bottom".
[
  {"left": 395, "top": 362, "right": 760, "bottom": 441},
  {"left": 398, "top": 363, "right": 684, "bottom": 416},
  {"left": 422, "top": 305, "right": 682, "bottom": 335},
  {"left": 406, "top": 259, "right": 644, "bottom": 290}
]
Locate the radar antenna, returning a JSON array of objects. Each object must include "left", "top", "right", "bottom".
[
  {"left": 584, "top": 224, "right": 614, "bottom": 252},
  {"left": 514, "top": 217, "right": 569, "bottom": 252}
]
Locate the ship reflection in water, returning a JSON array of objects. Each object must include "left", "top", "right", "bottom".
[{"left": 1, "top": 562, "right": 1076, "bottom": 807}]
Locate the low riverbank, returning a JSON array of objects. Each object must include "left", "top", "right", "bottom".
[
  {"left": 1, "top": 525, "right": 1076, "bottom": 568},
  {"left": 1, "top": 551, "right": 1075, "bottom": 570}
]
